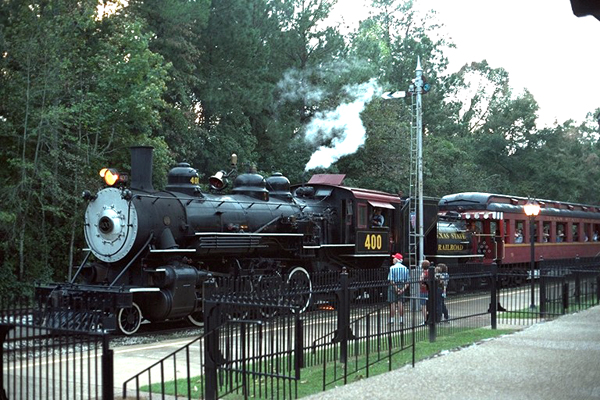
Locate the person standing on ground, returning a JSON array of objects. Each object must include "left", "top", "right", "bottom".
[
  {"left": 432, "top": 266, "right": 445, "bottom": 323},
  {"left": 438, "top": 263, "right": 450, "bottom": 321},
  {"left": 437, "top": 264, "right": 450, "bottom": 321},
  {"left": 388, "top": 253, "right": 409, "bottom": 325},
  {"left": 419, "top": 259, "right": 431, "bottom": 323}
]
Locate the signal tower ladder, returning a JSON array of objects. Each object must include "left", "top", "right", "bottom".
[{"left": 407, "top": 86, "right": 419, "bottom": 271}]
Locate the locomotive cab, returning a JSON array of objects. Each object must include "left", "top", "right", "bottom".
[{"left": 292, "top": 174, "right": 403, "bottom": 269}]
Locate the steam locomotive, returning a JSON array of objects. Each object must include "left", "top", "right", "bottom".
[
  {"left": 42, "top": 146, "right": 436, "bottom": 334},
  {"left": 46, "top": 146, "right": 600, "bottom": 335}
]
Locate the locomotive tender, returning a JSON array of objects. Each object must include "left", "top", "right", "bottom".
[{"left": 44, "top": 146, "right": 415, "bottom": 334}]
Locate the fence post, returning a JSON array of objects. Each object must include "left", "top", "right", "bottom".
[
  {"left": 562, "top": 280, "right": 569, "bottom": 314},
  {"left": 240, "top": 323, "right": 247, "bottom": 399},
  {"left": 102, "top": 334, "right": 114, "bottom": 400},
  {"left": 539, "top": 257, "right": 546, "bottom": 317},
  {"left": 294, "top": 316, "right": 304, "bottom": 377},
  {"left": 0, "top": 324, "right": 14, "bottom": 400},
  {"left": 335, "top": 268, "right": 350, "bottom": 364},
  {"left": 203, "top": 279, "right": 219, "bottom": 400},
  {"left": 574, "top": 270, "right": 581, "bottom": 305},
  {"left": 490, "top": 263, "right": 497, "bottom": 330},
  {"left": 427, "top": 266, "right": 436, "bottom": 343},
  {"left": 596, "top": 275, "right": 600, "bottom": 306}
]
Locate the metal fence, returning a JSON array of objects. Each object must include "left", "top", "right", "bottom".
[
  {"left": 3, "top": 258, "right": 598, "bottom": 400},
  {"left": 122, "top": 260, "right": 600, "bottom": 399},
  {"left": 121, "top": 328, "right": 206, "bottom": 399},
  {"left": 0, "top": 293, "right": 114, "bottom": 400},
  {"left": 122, "top": 278, "right": 304, "bottom": 400},
  {"left": 495, "top": 258, "right": 600, "bottom": 326}
]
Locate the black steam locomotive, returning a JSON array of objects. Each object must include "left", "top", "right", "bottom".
[
  {"left": 44, "top": 145, "right": 600, "bottom": 335},
  {"left": 44, "top": 146, "right": 452, "bottom": 334}
]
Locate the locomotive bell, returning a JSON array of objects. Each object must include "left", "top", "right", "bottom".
[
  {"left": 209, "top": 170, "right": 227, "bottom": 190},
  {"left": 209, "top": 153, "right": 238, "bottom": 191}
]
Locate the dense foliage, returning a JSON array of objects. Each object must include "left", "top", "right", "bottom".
[{"left": 0, "top": 0, "right": 598, "bottom": 292}]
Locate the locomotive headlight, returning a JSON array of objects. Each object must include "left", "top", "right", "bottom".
[
  {"left": 100, "top": 168, "right": 120, "bottom": 186},
  {"left": 99, "top": 168, "right": 128, "bottom": 187}
]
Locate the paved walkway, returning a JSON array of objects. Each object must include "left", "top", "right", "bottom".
[{"left": 302, "top": 305, "right": 600, "bottom": 400}]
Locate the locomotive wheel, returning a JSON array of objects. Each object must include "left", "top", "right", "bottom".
[
  {"left": 286, "top": 266, "right": 312, "bottom": 313},
  {"left": 499, "top": 274, "right": 511, "bottom": 288},
  {"left": 117, "top": 302, "right": 142, "bottom": 335},
  {"left": 257, "top": 271, "right": 283, "bottom": 318},
  {"left": 187, "top": 312, "right": 203, "bottom": 327}
]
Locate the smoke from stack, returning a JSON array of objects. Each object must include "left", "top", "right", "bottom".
[{"left": 304, "top": 78, "right": 382, "bottom": 170}]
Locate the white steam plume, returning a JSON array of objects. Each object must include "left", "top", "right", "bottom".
[
  {"left": 304, "top": 78, "right": 382, "bottom": 171},
  {"left": 276, "top": 68, "right": 325, "bottom": 105}
]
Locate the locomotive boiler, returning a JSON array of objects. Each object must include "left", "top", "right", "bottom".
[{"left": 40, "top": 146, "right": 404, "bottom": 334}]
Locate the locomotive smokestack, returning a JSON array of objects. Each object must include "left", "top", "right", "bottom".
[{"left": 130, "top": 146, "right": 154, "bottom": 191}]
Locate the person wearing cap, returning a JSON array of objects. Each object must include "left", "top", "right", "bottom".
[{"left": 388, "top": 253, "right": 409, "bottom": 325}]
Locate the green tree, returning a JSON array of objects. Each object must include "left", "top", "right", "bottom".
[
  {"left": 266, "top": 0, "right": 351, "bottom": 183},
  {"left": 192, "top": 0, "right": 348, "bottom": 183},
  {"left": 424, "top": 61, "right": 540, "bottom": 196},
  {"left": 516, "top": 121, "right": 600, "bottom": 203},
  {"left": 127, "top": 0, "right": 211, "bottom": 162},
  {"left": 193, "top": 0, "right": 278, "bottom": 175},
  {"left": 336, "top": 0, "right": 452, "bottom": 194},
  {"left": 0, "top": 0, "right": 169, "bottom": 291}
]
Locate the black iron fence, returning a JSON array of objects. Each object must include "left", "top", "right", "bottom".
[
  {"left": 3, "top": 258, "right": 599, "bottom": 400},
  {"left": 122, "top": 280, "right": 305, "bottom": 400},
  {"left": 495, "top": 258, "right": 600, "bottom": 326},
  {"left": 122, "top": 260, "right": 600, "bottom": 399},
  {"left": 121, "top": 326, "right": 206, "bottom": 399},
  {"left": 0, "top": 293, "right": 114, "bottom": 400}
]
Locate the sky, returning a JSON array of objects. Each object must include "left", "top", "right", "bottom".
[{"left": 332, "top": 0, "right": 600, "bottom": 128}]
